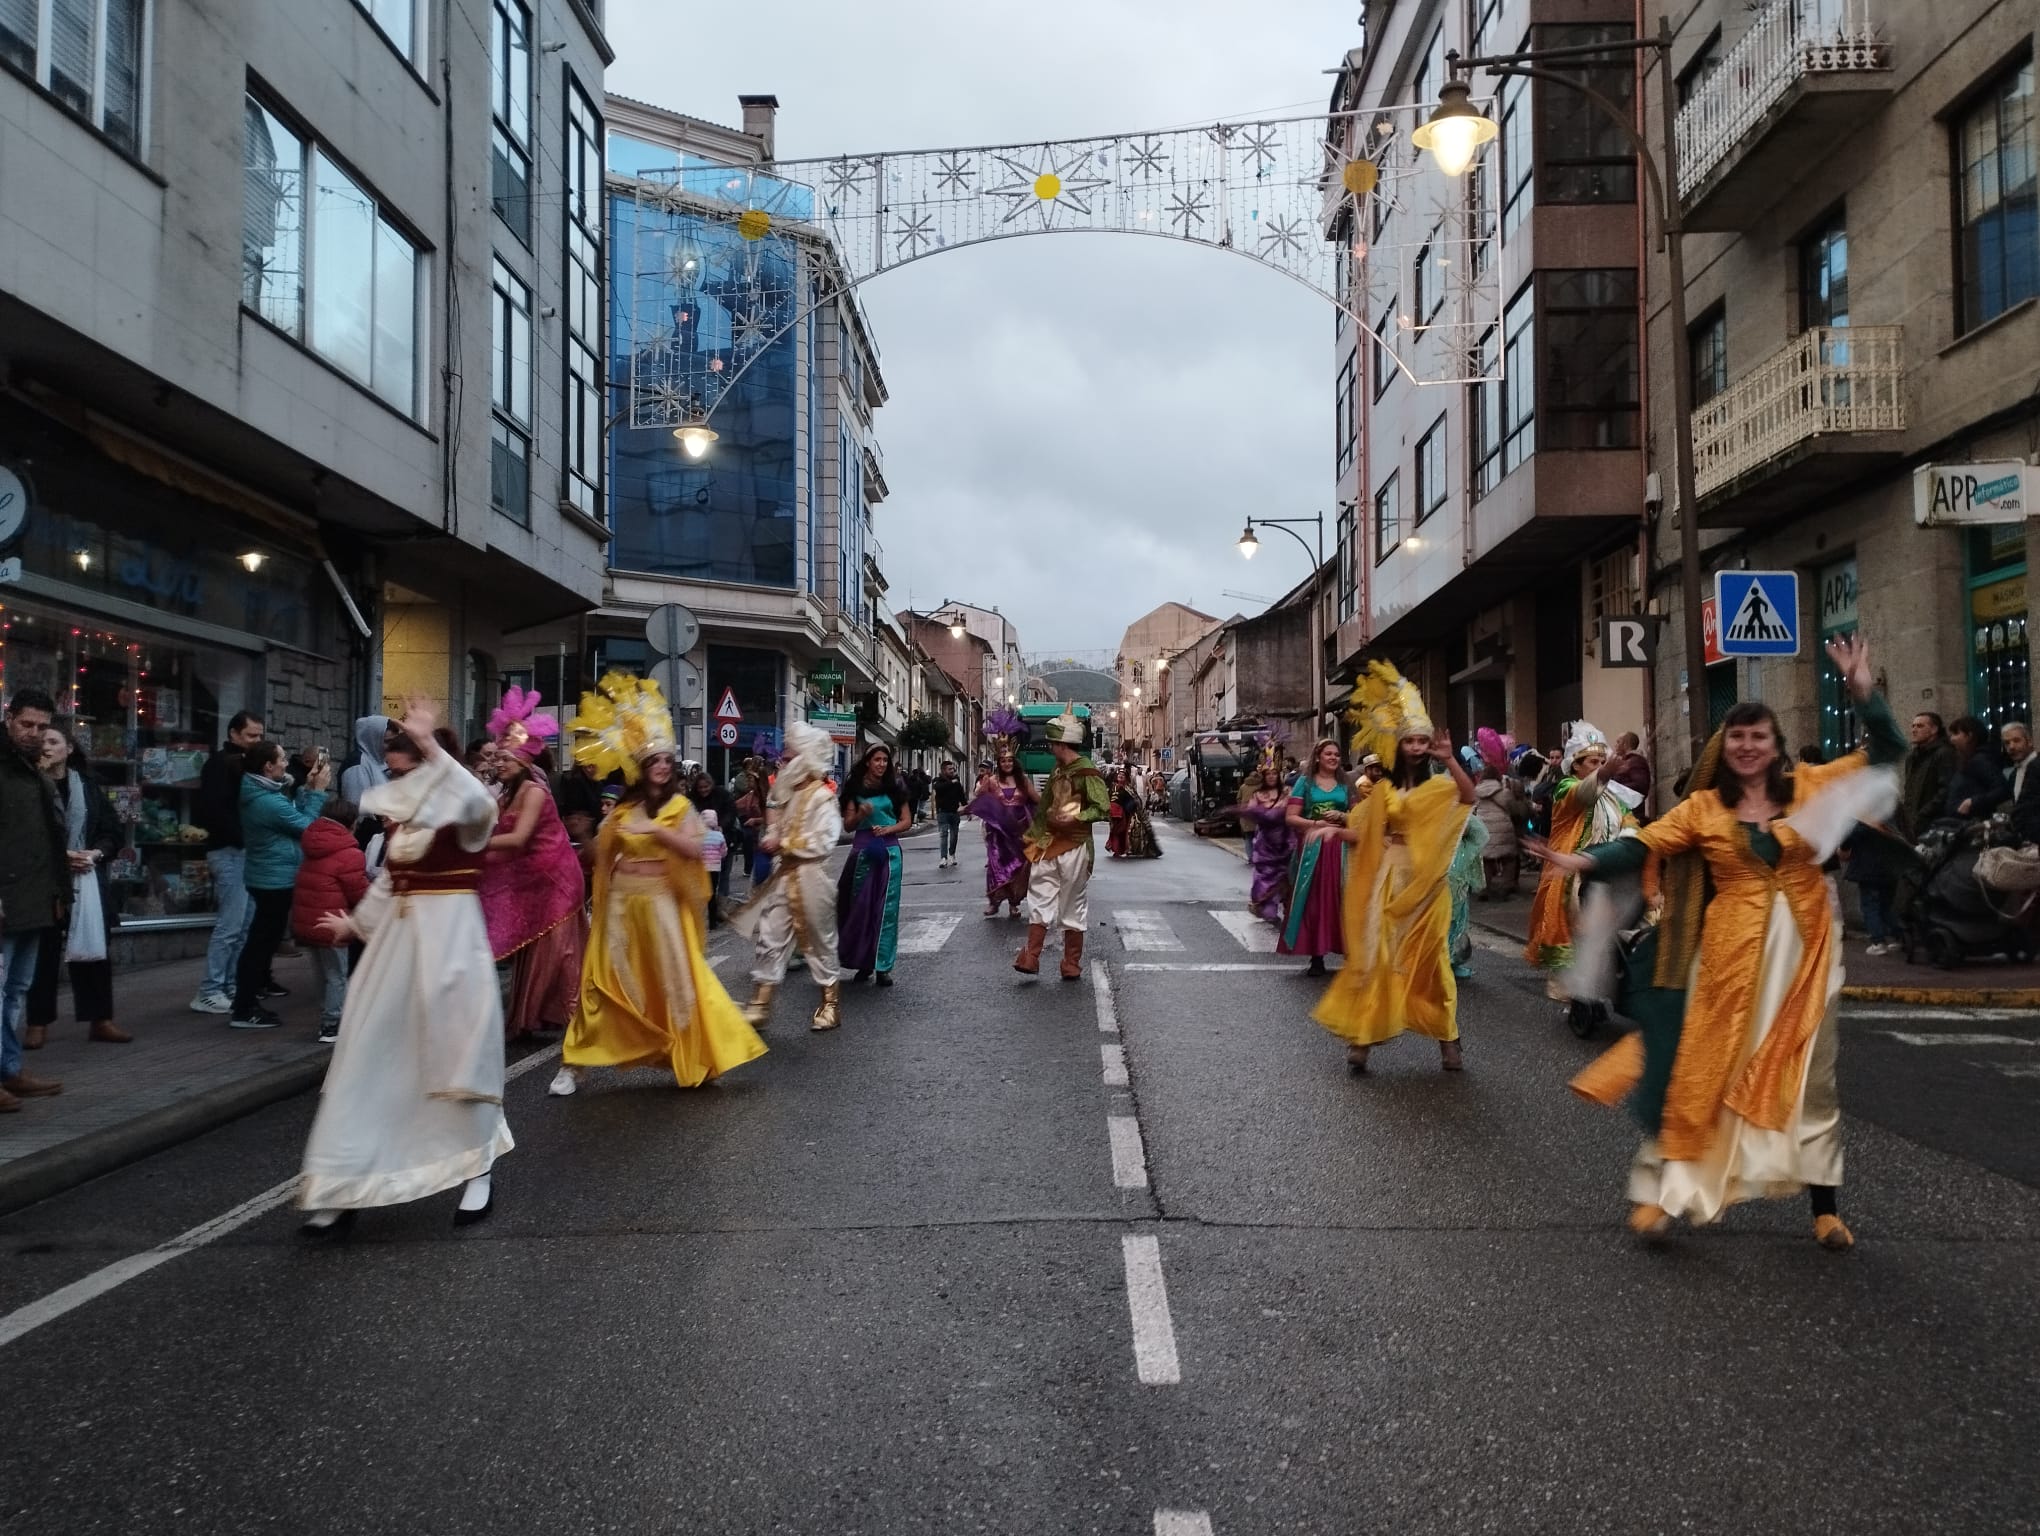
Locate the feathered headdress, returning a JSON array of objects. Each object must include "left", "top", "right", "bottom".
[
  {"left": 486, "top": 685, "right": 560, "bottom": 760},
  {"left": 1475, "top": 727, "right": 1515, "bottom": 775},
  {"left": 985, "top": 706, "right": 1025, "bottom": 747},
  {"left": 1345, "top": 660, "right": 1434, "bottom": 769},
  {"left": 1562, "top": 721, "right": 1610, "bottom": 775},
  {"left": 569, "top": 672, "right": 677, "bottom": 784}
]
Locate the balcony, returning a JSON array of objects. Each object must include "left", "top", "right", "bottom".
[
  {"left": 1675, "top": 0, "right": 1892, "bottom": 232},
  {"left": 1692, "top": 325, "right": 1906, "bottom": 525},
  {"left": 861, "top": 439, "right": 888, "bottom": 502}
]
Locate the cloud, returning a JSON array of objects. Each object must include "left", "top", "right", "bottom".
[{"left": 607, "top": 0, "right": 1354, "bottom": 653}]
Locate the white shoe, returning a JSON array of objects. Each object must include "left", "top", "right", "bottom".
[
  {"left": 189, "top": 991, "right": 232, "bottom": 1015},
  {"left": 548, "top": 1066, "right": 578, "bottom": 1097},
  {"left": 1864, "top": 942, "right": 1889, "bottom": 957}
]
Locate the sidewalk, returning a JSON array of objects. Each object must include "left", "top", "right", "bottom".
[
  {"left": 1467, "top": 891, "right": 2040, "bottom": 1006},
  {"left": 0, "top": 950, "right": 333, "bottom": 1216}
]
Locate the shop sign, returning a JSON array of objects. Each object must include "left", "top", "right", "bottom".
[
  {"left": 809, "top": 663, "right": 845, "bottom": 690},
  {"left": 1972, "top": 575, "right": 2027, "bottom": 624},
  {"left": 807, "top": 708, "right": 858, "bottom": 745},
  {"left": 0, "top": 463, "right": 30, "bottom": 553},
  {"left": 1914, "top": 462, "right": 2034, "bottom": 526},
  {"left": 1817, "top": 558, "right": 1857, "bottom": 634},
  {"left": 1700, "top": 596, "right": 1729, "bottom": 667}
]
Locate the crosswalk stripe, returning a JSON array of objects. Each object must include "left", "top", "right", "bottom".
[
  {"left": 1114, "top": 909, "right": 1184, "bottom": 951},
  {"left": 896, "top": 914, "right": 965, "bottom": 954},
  {"left": 1209, "top": 909, "right": 1277, "bottom": 953}
]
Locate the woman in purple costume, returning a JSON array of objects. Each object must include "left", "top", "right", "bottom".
[
  {"left": 1236, "top": 764, "right": 1294, "bottom": 927},
  {"left": 968, "top": 744, "right": 1037, "bottom": 918}
]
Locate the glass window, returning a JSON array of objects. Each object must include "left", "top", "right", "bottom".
[
  {"left": 356, "top": 0, "right": 417, "bottom": 62},
  {"left": 1412, "top": 26, "right": 1443, "bottom": 108},
  {"left": 1374, "top": 471, "right": 1401, "bottom": 564},
  {"left": 0, "top": 598, "right": 259, "bottom": 925},
  {"left": 244, "top": 98, "right": 423, "bottom": 418},
  {"left": 1468, "top": 150, "right": 1493, "bottom": 280},
  {"left": 1470, "top": 326, "right": 1503, "bottom": 500},
  {"left": 1536, "top": 23, "right": 1637, "bottom": 203},
  {"left": 1334, "top": 351, "right": 1356, "bottom": 478},
  {"left": 1801, "top": 209, "right": 1849, "bottom": 329},
  {"left": 1333, "top": 233, "right": 1351, "bottom": 334},
  {"left": 1498, "top": 70, "right": 1531, "bottom": 241},
  {"left": 1471, "top": 0, "right": 1504, "bottom": 57},
  {"left": 1541, "top": 268, "right": 1639, "bottom": 449},
  {"left": 1335, "top": 503, "right": 1357, "bottom": 622},
  {"left": 7, "top": 0, "right": 146, "bottom": 152},
  {"left": 1690, "top": 305, "right": 1727, "bottom": 406},
  {"left": 1373, "top": 296, "right": 1397, "bottom": 399},
  {"left": 1501, "top": 283, "right": 1535, "bottom": 474},
  {"left": 241, "top": 100, "right": 304, "bottom": 336},
  {"left": 1676, "top": 31, "right": 1722, "bottom": 106},
  {"left": 1414, "top": 225, "right": 1445, "bottom": 326},
  {"left": 1957, "top": 61, "right": 2036, "bottom": 334},
  {"left": 491, "top": 417, "right": 529, "bottom": 526},
  {"left": 490, "top": 0, "right": 531, "bottom": 240},
  {"left": 490, "top": 258, "right": 531, "bottom": 523},
  {"left": 1415, "top": 415, "right": 1447, "bottom": 525},
  {"left": 564, "top": 77, "right": 604, "bottom": 520}
]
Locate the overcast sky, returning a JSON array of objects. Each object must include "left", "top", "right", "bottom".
[{"left": 607, "top": 0, "right": 1355, "bottom": 657}]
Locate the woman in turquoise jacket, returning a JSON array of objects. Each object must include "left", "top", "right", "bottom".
[{"left": 232, "top": 740, "right": 331, "bottom": 1028}]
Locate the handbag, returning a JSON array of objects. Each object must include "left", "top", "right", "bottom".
[
  {"left": 65, "top": 867, "right": 107, "bottom": 963},
  {"left": 1976, "top": 844, "right": 2040, "bottom": 894}
]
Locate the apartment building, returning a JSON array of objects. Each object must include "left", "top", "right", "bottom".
[
  {"left": 0, "top": 0, "right": 609, "bottom": 950},
  {"left": 1327, "top": 0, "right": 1652, "bottom": 755},
  {"left": 513, "top": 92, "right": 893, "bottom": 773},
  {"left": 1643, "top": 0, "right": 2038, "bottom": 774}
]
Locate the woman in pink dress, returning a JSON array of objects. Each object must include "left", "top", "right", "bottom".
[{"left": 478, "top": 689, "right": 587, "bottom": 1039}]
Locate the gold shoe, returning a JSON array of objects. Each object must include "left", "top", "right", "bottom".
[
  {"left": 810, "top": 982, "right": 841, "bottom": 1032},
  {"left": 1627, "top": 1203, "right": 1671, "bottom": 1239},
  {"left": 1814, "top": 1214, "right": 1855, "bottom": 1251},
  {"left": 743, "top": 982, "right": 777, "bottom": 1027}
]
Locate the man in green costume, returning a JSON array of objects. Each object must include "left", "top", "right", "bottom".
[{"left": 1014, "top": 706, "right": 1111, "bottom": 981}]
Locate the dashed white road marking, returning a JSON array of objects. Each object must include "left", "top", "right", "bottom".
[
  {"left": 1108, "top": 1116, "right": 1149, "bottom": 1190},
  {"left": 1880, "top": 1032, "right": 2037, "bottom": 1048},
  {"left": 1124, "top": 962, "right": 1329, "bottom": 973},
  {"left": 1155, "top": 1514, "right": 1215, "bottom": 1536},
  {"left": 1844, "top": 1008, "right": 2033, "bottom": 1023},
  {"left": 1091, "top": 960, "right": 1119, "bottom": 1033},
  {"left": 1102, "top": 1041, "right": 1129, "bottom": 1087},
  {"left": 1996, "top": 1063, "right": 2040, "bottom": 1079},
  {"left": 0, "top": 1043, "right": 564, "bottom": 1351},
  {"left": 1121, "top": 1234, "right": 1183, "bottom": 1385},
  {"left": 896, "top": 913, "right": 965, "bottom": 954},
  {"left": 1115, "top": 909, "right": 1184, "bottom": 952},
  {"left": 1209, "top": 909, "right": 1277, "bottom": 952}
]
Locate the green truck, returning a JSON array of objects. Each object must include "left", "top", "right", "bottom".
[{"left": 1014, "top": 702, "right": 1093, "bottom": 784}]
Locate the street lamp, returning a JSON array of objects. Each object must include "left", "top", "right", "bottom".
[
  {"left": 1235, "top": 514, "right": 1327, "bottom": 735},
  {"left": 1412, "top": 20, "right": 1707, "bottom": 763},
  {"left": 673, "top": 400, "right": 719, "bottom": 460}
]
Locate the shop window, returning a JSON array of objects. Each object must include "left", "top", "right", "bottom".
[
  {"left": 1414, "top": 415, "right": 1447, "bottom": 526},
  {"left": 1373, "top": 471, "right": 1401, "bottom": 564},
  {"left": 3, "top": 0, "right": 146, "bottom": 156},
  {"left": 242, "top": 92, "right": 424, "bottom": 419},
  {"left": 1967, "top": 523, "right": 2030, "bottom": 729},
  {"left": 1534, "top": 23, "right": 1637, "bottom": 204},
  {"left": 1690, "top": 305, "right": 1728, "bottom": 406},
  {"left": 0, "top": 599, "right": 257, "bottom": 925},
  {"left": 490, "top": 0, "right": 531, "bottom": 241},
  {"left": 1541, "top": 268, "right": 1640, "bottom": 449},
  {"left": 1954, "top": 59, "right": 2037, "bottom": 334},
  {"left": 1817, "top": 556, "right": 1859, "bottom": 757}
]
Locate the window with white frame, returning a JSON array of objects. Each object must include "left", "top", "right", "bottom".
[
  {"left": 563, "top": 76, "right": 604, "bottom": 520},
  {"left": 354, "top": 0, "right": 419, "bottom": 64},
  {"left": 1955, "top": 58, "right": 2037, "bottom": 334},
  {"left": 1414, "top": 415, "right": 1446, "bottom": 526},
  {"left": 490, "top": 0, "right": 531, "bottom": 241},
  {"left": 1, "top": 0, "right": 147, "bottom": 156},
  {"left": 241, "top": 92, "right": 423, "bottom": 418},
  {"left": 491, "top": 258, "right": 532, "bottom": 523}
]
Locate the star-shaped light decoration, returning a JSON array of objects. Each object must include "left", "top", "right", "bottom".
[
  {"left": 731, "top": 310, "right": 768, "bottom": 353},
  {"left": 641, "top": 379, "right": 686, "bottom": 427},
  {"left": 1238, "top": 123, "right": 1281, "bottom": 177},
  {"left": 1258, "top": 214, "right": 1306, "bottom": 259},
  {"left": 1125, "top": 135, "right": 1170, "bottom": 180},
  {"left": 894, "top": 207, "right": 936, "bottom": 260},
  {"left": 984, "top": 144, "right": 1112, "bottom": 230},
  {"left": 933, "top": 152, "right": 974, "bottom": 193},
  {"left": 1165, "top": 188, "right": 1209, "bottom": 237},
  {"left": 823, "top": 158, "right": 869, "bottom": 202}
]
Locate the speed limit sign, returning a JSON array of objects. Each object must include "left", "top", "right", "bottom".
[{"left": 717, "top": 722, "right": 739, "bottom": 747}]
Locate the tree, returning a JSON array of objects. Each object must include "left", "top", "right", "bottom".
[{"left": 901, "top": 711, "right": 953, "bottom": 753}]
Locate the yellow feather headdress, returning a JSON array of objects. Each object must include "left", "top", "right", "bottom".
[
  {"left": 568, "top": 671, "right": 677, "bottom": 784},
  {"left": 1346, "top": 660, "right": 1435, "bottom": 768}
]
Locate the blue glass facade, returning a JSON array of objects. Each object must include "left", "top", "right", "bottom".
[
  {"left": 608, "top": 192, "right": 799, "bottom": 586},
  {"left": 838, "top": 422, "right": 863, "bottom": 618}
]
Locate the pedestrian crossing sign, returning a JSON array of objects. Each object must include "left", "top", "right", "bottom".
[{"left": 1714, "top": 570, "right": 1800, "bottom": 656}]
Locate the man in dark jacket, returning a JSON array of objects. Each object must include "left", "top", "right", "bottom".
[
  {"left": 1898, "top": 711, "right": 1957, "bottom": 840},
  {"left": 2002, "top": 721, "right": 2040, "bottom": 844},
  {"left": 0, "top": 688, "right": 68, "bottom": 1109},
  {"left": 1943, "top": 716, "right": 2007, "bottom": 821},
  {"left": 191, "top": 709, "right": 265, "bottom": 1014}
]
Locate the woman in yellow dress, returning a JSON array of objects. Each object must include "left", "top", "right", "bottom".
[
  {"left": 1313, "top": 663, "right": 1476, "bottom": 1075},
  {"left": 548, "top": 675, "right": 764, "bottom": 1097},
  {"left": 1535, "top": 634, "right": 1898, "bottom": 1248}
]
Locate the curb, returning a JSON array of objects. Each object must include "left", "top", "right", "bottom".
[{"left": 0, "top": 1054, "right": 329, "bottom": 1219}]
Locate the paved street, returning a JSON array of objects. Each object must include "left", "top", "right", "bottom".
[{"left": 4, "top": 820, "right": 2038, "bottom": 1535}]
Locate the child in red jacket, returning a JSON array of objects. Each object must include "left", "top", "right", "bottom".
[{"left": 294, "top": 799, "right": 370, "bottom": 1044}]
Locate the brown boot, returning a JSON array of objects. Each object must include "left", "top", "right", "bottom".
[
  {"left": 2, "top": 1072, "right": 63, "bottom": 1097},
  {"left": 0, "top": 1085, "right": 20, "bottom": 1113},
  {"left": 1014, "top": 924, "right": 1048, "bottom": 975},
  {"left": 1059, "top": 928, "right": 1085, "bottom": 981},
  {"left": 89, "top": 1020, "right": 133, "bottom": 1044}
]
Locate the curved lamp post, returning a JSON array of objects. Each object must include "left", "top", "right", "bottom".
[{"left": 1237, "top": 514, "right": 1327, "bottom": 734}]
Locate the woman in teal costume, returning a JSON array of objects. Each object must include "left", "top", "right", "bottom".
[{"left": 837, "top": 745, "right": 911, "bottom": 985}]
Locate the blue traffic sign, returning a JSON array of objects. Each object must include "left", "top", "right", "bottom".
[{"left": 1714, "top": 570, "right": 1800, "bottom": 656}]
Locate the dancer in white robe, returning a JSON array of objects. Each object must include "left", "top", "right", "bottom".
[{"left": 297, "top": 700, "right": 512, "bottom": 1233}]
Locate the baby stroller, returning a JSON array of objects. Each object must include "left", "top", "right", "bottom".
[{"left": 1900, "top": 816, "right": 2037, "bottom": 969}]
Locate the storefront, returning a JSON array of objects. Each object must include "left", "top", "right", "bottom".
[
  {"left": 1816, "top": 555, "right": 1859, "bottom": 757},
  {"left": 1966, "top": 523, "right": 2030, "bottom": 730},
  {"left": 2, "top": 401, "right": 351, "bottom": 935}
]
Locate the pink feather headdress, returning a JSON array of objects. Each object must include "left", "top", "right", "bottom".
[
  {"left": 486, "top": 685, "right": 561, "bottom": 759},
  {"left": 1475, "top": 727, "right": 1515, "bottom": 775}
]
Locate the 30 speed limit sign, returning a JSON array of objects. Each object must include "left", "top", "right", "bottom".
[{"left": 717, "top": 722, "right": 739, "bottom": 747}]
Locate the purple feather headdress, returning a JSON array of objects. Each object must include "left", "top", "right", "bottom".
[
  {"left": 486, "top": 685, "right": 561, "bottom": 759},
  {"left": 986, "top": 706, "right": 1024, "bottom": 744}
]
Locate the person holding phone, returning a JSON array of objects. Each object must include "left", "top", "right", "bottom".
[{"left": 230, "top": 740, "right": 331, "bottom": 1029}]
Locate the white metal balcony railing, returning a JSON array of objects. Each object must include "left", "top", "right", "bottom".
[
  {"left": 1691, "top": 325, "right": 1904, "bottom": 497},
  {"left": 1674, "top": 0, "right": 1890, "bottom": 199}
]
